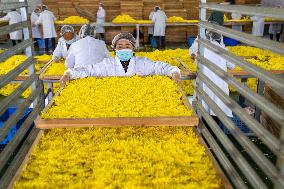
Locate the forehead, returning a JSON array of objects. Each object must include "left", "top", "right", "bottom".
[{"left": 116, "top": 39, "right": 132, "bottom": 45}]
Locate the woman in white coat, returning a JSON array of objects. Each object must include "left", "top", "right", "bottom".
[
  {"left": 152, "top": 6, "right": 167, "bottom": 49},
  {"left": 96, "top": 3, "right": 106, "bottom": 40},
  {"left": 35, "top": 5, "right": 57, "bottom": 53},
  {"left": 31, "top": 7, "right": 42, "bottom": 49},
  {"left": 199, "top": 31, "right": 235, "bottom": 122},
  {"left": 65, "top": 24, "right": 110, "bottom": 69},
  {"left": 52, "top": 25, "right": 79, "bottom": 62},
  {"left": 251, "top": 15, "right": 264, "bottom": 37},
  {"left": 61, "top": 33, "right": 181, "bottom": 86},
  {"left": 147, "top": 9, "right": 155, "bottom": 44},
  {"left": 0, "top": 9, "right": 23, "bottom": 46}
]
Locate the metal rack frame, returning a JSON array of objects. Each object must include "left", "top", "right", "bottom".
[
  {"left": 196, "top": 1, "right": 284, "bottom": 188},
  {"left": 0, "top": 1, "right": 44, "bottom": 188}
]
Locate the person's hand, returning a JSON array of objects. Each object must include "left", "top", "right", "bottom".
[
  {"left": 171, "top": 71, "right": 181, "bottom": 84},
  {"left": 53, "top": 57, "right": 60, "bottom": 63},
  {"left": 60, "top": 73, "right": 70, "bottom": 88}
]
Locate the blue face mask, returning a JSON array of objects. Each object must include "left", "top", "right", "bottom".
[
  {"left": 116, "top": 49, "right": 134, "bottom": 61},
  {"left": 65, "top": 38, "right": 76, "bottom": 45}
]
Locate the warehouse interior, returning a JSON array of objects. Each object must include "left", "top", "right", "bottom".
[{"left": 0, "top": 0, "right": 284, "bottom": 188}]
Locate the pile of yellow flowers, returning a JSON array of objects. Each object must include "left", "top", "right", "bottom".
[
  {"left": 112, "top": 14, "right": 136, "bottom": 23},
  {"left": 0, "top": 83, "right": 31, "bottom": 98},
  {"left": 43, "top": 62, "right": 66, "bottom": 76},
  {"left": 15, "top": 127, "right": 222, "bottom": 188},
  {"left": 0, "top": 55, "right": 27, "bottom": 76},
  {"left": 58, "top": 16, "right": 89, "bottom": 24},
  {"left": 136, "top": 19, "right": 153, "bottom": 24},
  {"left": 167, "top": 16, "right": 187, "bottom": 23},
  {"left": 34, "top": 54, "right": 52, "bottom": 62},
  {"left": 42, "top": 76, "right": 192, "bottom": 119}
]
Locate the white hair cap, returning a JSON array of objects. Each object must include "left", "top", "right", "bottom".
[
  {"left": 111, "top": 33, "right": 136, "bottom": 49},
  {"left": 60, "top": 25, "right": 74, "bottom": 36},
  {"left": 79, "top": 24, "right": 96, "bottom": 38}
]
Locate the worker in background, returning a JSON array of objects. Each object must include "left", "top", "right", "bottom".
[
  {"left": 268, "top": 5, "right": 282, "bottom": 42},
  {"left": 251, "top": 15, "right": 265, "bottom": 37},
  {"left": 230, "top": 0, "right": 243, "bottom": 32},
  {"left": 35, "top": 5, "right": 57, "bottom": 54},
  {"left": 152, "top": 6, "right": 167, "bottom": 49},
  {"left": 65, "top": 24, "right": 110, "bottom": 69},
  {"left": 0, "top": 9, "right": 23, "bottom": 46},
  {"left": 251, "top": 4, "right": 264, "bottom": 37},
  {"left": 147, "top": 8, "right": 155, "bottom": 44},
  {"left": 60, "top": 33, "right": 181, "bottom": 86},
  {"left": 52, "top": 25, "right": 80, "bottom": 62},
  {"left": 96, "top": 2, "right": 106, "bottom": 40},
  {"left": 31, "top": 6, "right": 42, "bottom": 50},
  {"left": 199, "top": 31, "right": 235, "bottom": 124}
]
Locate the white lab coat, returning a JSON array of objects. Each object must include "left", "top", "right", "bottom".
[
  {"left": 68, "top": 56, "right": 180, "bottom": 79},
  {"left": 152, "top": 10, "right": 167, "bottom": 36},
  {"left": 65, "top": 36, "right": 110, "bottom": 69},
  {"left": 30, "top": 12, "right": 42, "bottom": 38},
  {"left": 268, "top": 24, "right": 281, "bottom": 34},
  {"left": 148, "top": 11, "right": 155, "bottom": 35},
  {"left": 52, "top": 35, "right": 80, "bottom": 60},
  {"left": 36, "top": 10, "right": 57, "bottom": 39},
  {"left": 201, "top": 41, "right": 235, "bottom": 117},
  {"left": 231, "top": 13, "right": 243, "bottom": 32},
  {"left": 189, "top": 37, "right": 198, "bottom": 57},
  {"left": 251, "top": 16, "right": 265, "bottom": 36},
  {"left": 0, "top": 11, "right": 22, "bottom": 40},
  {"left": 96, "top": 7, "right": 105, "bottom": 33}
]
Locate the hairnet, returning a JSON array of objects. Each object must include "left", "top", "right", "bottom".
[
  {"left": 206, "top": 30, "right": 222, "bottom": 42},
  {"left": 60, "top": 25, "right": 75, "bottom": 36},
  {"left": 111, "top": 33, "right": 136, "bottom": 49},
  {"left": 42, "top": 5, "right": 48, "bottom": 10},
  {"left": 155, "top": 6, "right": 161, "bottom": 11},
  {"left": 34, "top": 7, "right": 41, "bottom": 13},
  {"left": 79, "top": 24, "right": 96, "bottom": 38}
]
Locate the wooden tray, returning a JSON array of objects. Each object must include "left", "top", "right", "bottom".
[{"left": 35, "top": 81, "right": 199, "bottom": 129}]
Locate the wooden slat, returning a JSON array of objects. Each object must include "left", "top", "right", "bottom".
[
  {"left": 0, "top": 21, "right": 30, "bottom": 36},
  {"left": 35, "top": 116, "right": 199, "bottom": 129},
  {"left": 229, "top": 70, "right": 284, "bottom": 76}
]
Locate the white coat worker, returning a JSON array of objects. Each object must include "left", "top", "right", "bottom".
[
  {"left": 152, "top": 6, "right": 167, "bottom": 49},
  {"left": 96, "top": 2, "right": 106, "bottom": 40},
  {"left": 269, "top": 4, "right": 282, "bottom": 42},
  {"left": 199, "top": 31, "right": 235, "bottom": 123},
  {"left": 60, "top": 33, "right": 181, "bottom": 86},
  {"left": 251, "top": 15, "right": 265, "bottom": 37},
  {"left": 35, "top": 5, "right": 57, "bottom": 53},
  {"left": 65, "top": 24, "right": 110, "bottom": 69},
  {"left": 0, "top": 9, "right": 22, "bottom": 46},
  {"left": 231, "top": 13, "right": 243, "bottom": 32},
  {"left": 147, "top": 9, "right": 155, "bottom": 44},
  {"left": 52, "top": 25, "right": 80, "bottom": 62},
  {"left": 31, "top": 7, "right": 42, "bottom": 49}
]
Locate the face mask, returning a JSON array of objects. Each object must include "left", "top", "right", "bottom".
[
  {"left": 116, "top": 49, "right": 134, "bottom": 61},
  {"left": 65, "top": 38, "right": 76, "bottom": 45}
]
